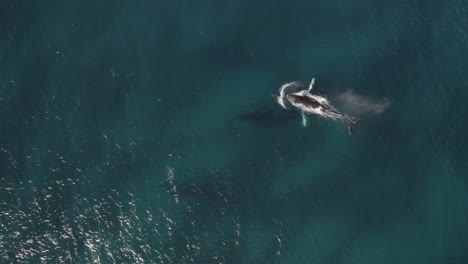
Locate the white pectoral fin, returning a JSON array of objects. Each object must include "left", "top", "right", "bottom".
[
  {"left": 308, "top": 78, "right": 315, "bottom": 92},
  {"left": 301, "top": 112, "right": 308, "bottom": 127}
]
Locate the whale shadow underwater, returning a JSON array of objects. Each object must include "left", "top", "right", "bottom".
[{"left": 237, "top": 102, "right": 298, "bottom": 127}]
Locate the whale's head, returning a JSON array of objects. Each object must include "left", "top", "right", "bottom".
[
  {"left": 286, "top": 93, "right": 305, "bottom": 105},
  {"left": 276, "top": 82, "right": 303, "bottom": 109},
  {"left": 287, "top": 92, "right": 321, "bottom": 110}
]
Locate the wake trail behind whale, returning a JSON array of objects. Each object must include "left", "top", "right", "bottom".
[{"left": 333, "top": 90, "right": 392, "bottom": 117}]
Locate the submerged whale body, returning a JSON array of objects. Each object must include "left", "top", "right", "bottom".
[
  {"left": 277, "top": 78, "right": 358, "bottom": 134},
  {"left": 237, "top": 105, "right": 297, "bottom": 127}
]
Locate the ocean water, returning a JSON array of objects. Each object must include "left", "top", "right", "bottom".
[{"left": 1, "top": 0, "right": 468, "bottom": 263}]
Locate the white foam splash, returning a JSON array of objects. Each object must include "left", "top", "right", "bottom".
[{"left": 276, "top": 81, "right": 304, "bottom": 109}]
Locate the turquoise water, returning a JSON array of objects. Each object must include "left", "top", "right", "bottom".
[{"left": 1, "top": 0, "right": 468, "bottom": 263}]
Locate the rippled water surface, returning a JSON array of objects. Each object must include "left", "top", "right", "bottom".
[{"left": 1, "top": 0, "right": 468, "bottom": 263}]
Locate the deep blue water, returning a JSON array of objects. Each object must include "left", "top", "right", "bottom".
[{"left": 1, "top": 0, "right": 468, "bottom": 263}]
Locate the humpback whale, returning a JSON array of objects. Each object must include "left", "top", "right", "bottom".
[{"left": 277, "top": 78, "right": 358, "bottom": 134}]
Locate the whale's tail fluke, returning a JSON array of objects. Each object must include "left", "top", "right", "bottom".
[{"left": 346, "top": 116, "right": 359, "bottom": 135}]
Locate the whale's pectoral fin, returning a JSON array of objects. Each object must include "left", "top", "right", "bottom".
[
  {"left": 301, "top": 112, "right": 309, "bottom": 127},
  {"left": 308, "top": 78, "right": 315, "bottom": 92}
]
